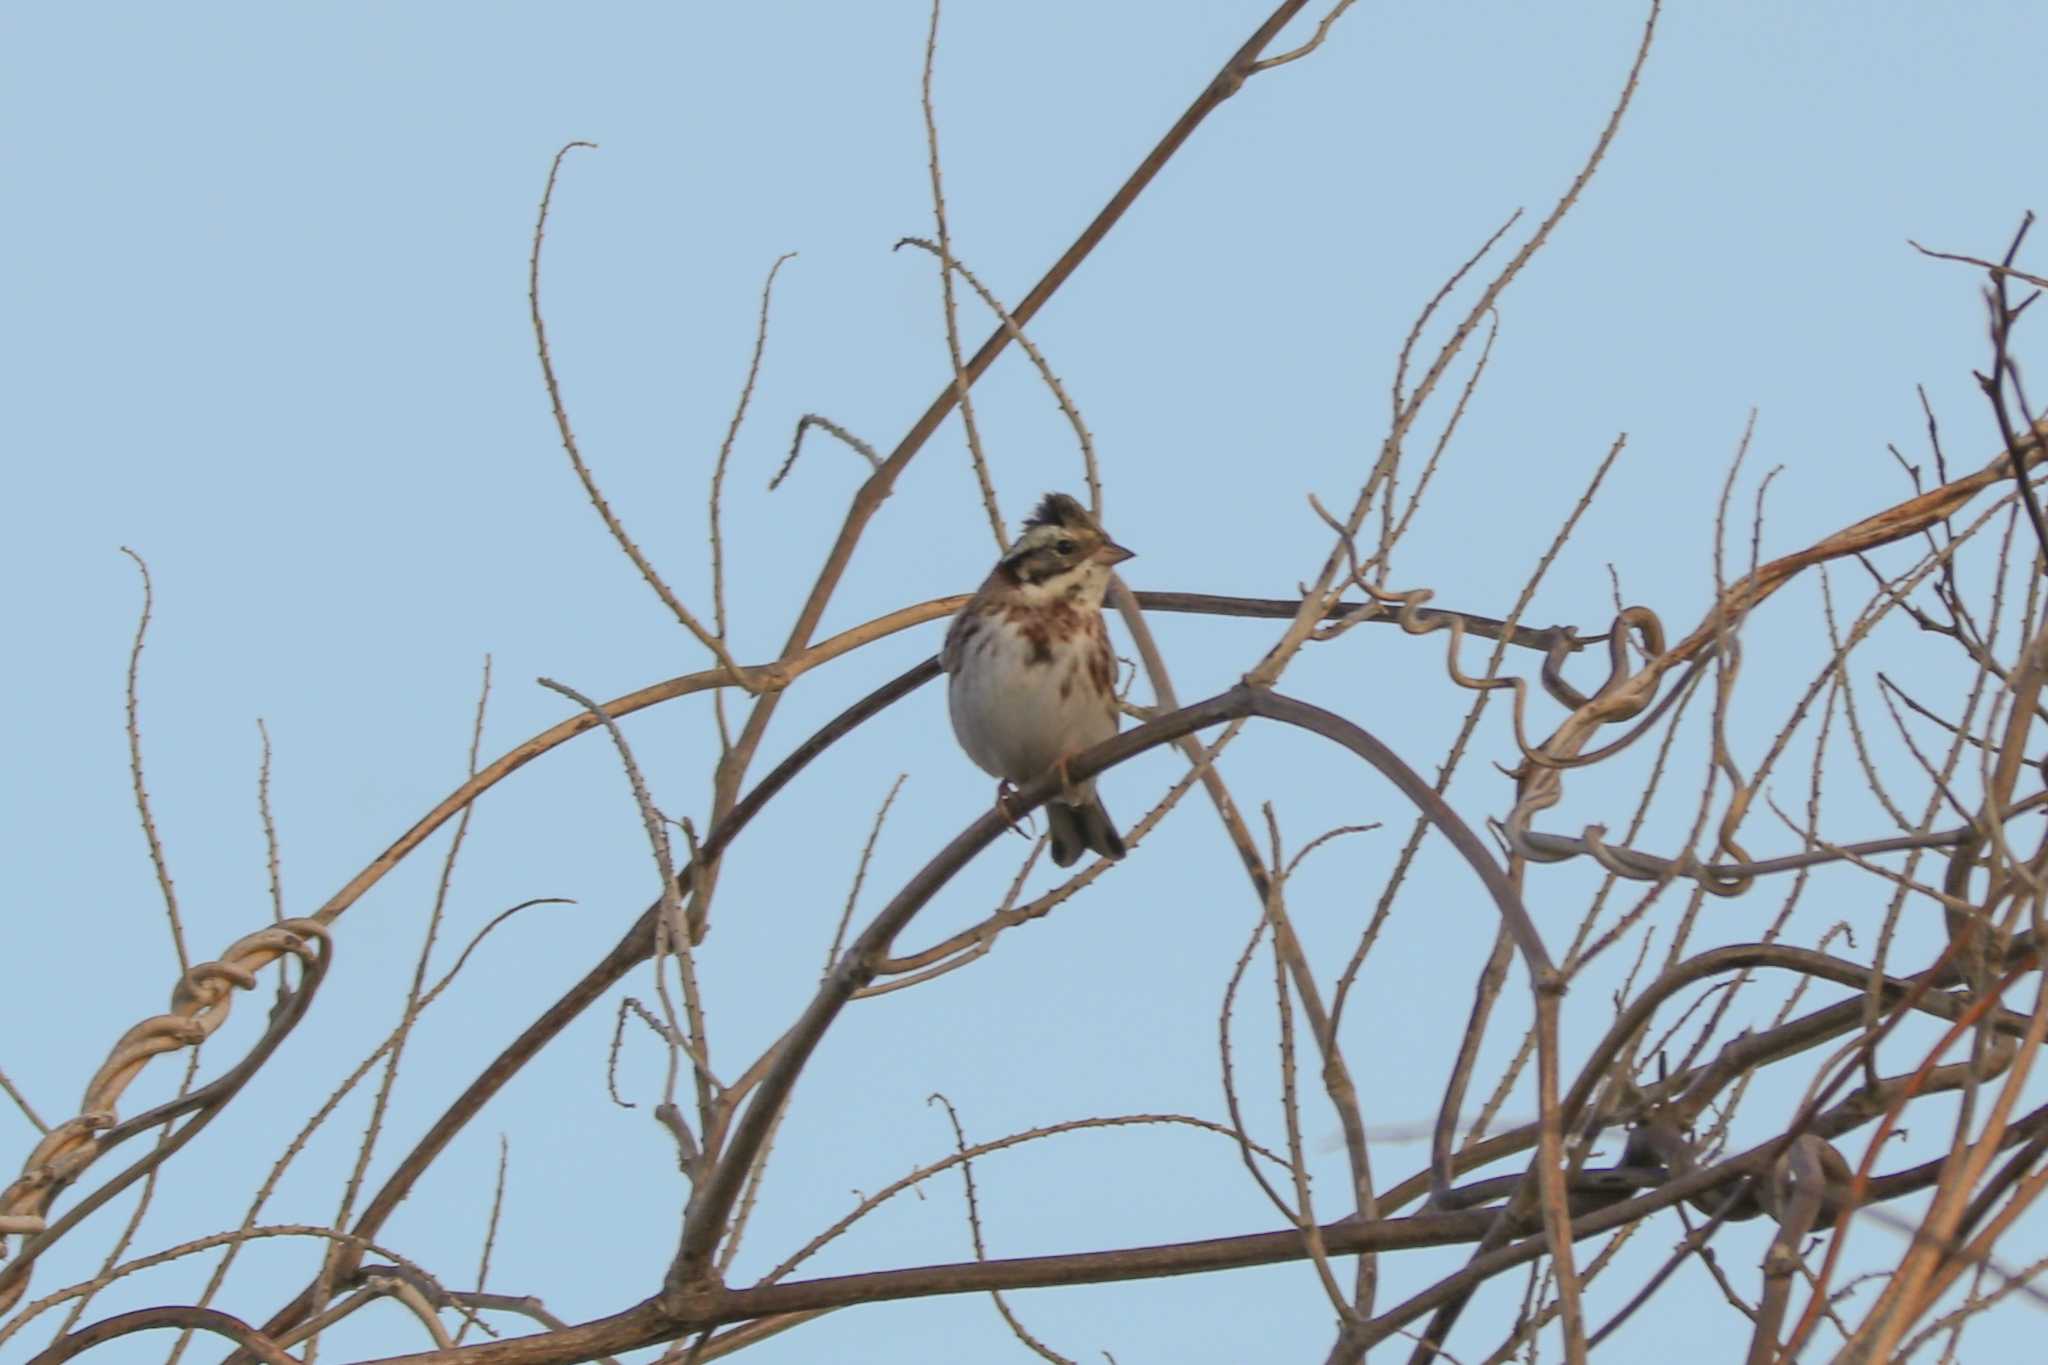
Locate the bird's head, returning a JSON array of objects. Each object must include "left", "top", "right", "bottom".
[{"left": 999, "top": 492, "right": 1135, "bottom": 606}]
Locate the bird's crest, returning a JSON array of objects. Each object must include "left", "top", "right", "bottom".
[{"left": 1023, "top": 492, "right": 1091, "bottom": 532}]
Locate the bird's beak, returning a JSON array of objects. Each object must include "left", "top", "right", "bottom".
[{"left": 1094, "top": 540, "right": 1136, "bottom": 566}]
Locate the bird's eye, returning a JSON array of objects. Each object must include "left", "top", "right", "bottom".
[{"left": 1056, "top": 539, "right": 1077, "bottom": 555}]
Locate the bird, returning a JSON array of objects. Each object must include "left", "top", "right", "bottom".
[{"left": 944, "top": 491, "right": 1135, "bottom": 867}]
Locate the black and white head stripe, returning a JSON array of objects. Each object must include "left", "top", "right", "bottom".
[{"left": 1000, "top": 492, "right": 1107, "bottom": 584}]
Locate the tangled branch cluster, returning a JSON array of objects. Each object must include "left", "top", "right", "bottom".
[{"left": 8, "top": 3, "right": 2048, "bottom": 1363}]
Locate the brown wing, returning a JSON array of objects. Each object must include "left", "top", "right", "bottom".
[
  {"left": 1085, "top": 611, "right": 1120, "bottom": 724},
  {"left": 944, "top": 572, "right": 1014, "bottom": 674},
  {"left": 942, "top": 606, "right": 973, "bottom": 674}
]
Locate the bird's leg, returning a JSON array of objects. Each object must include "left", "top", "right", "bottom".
[{"left": 993, "top": 780, "right": 1032, "bottom": 840}]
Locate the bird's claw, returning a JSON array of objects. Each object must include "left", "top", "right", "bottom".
[{"left": 994, "top": 781, "right": 1031, "bottom": 841}]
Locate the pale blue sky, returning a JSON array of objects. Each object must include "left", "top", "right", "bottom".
[{"left": 5, "top": 3, "right": 2046, "bottom": 1361}]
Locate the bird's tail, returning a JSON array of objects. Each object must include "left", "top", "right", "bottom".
[{"left": 1047, "top": 795, "right": 1126, "bottom": 867}]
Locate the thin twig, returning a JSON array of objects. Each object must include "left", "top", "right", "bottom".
[
  {"left": 1248, "top": 0, "right": 1359, "bottom": 72},
  {"left": 823, "top": 775, "right": 909, "bottom": 975},
  {"left": 1909, "top": 239, "right": 2048, "bottom": 293},
  {"left": 256, "top": 718, "right": 286, "bottom": 927},
  {"left": 118, "top": 547, "right": 187, "bottom": 973},
  {"left": 0, "top": 1069, "right": 46, "bottom": 1135},
  {"left": 895, "top": 236, "right": 1102, "bottom": 516},
  {"left": 770, "top": 415, "right": 880, "bottom": 490},
  {"left": 307, "top": 658, "right": 493, "bottom": 1360},
  {"left": 707, "top": 251, "right": 798, "bottom": 754},
  {"left": 930, "top": 1094, "right": 1079, "bottom": 1364},
  {"left": 537, "top": 678, "right": 718, "bottom": 1117},
  {"left": 453, "top": 1136, "right": 510, "bottom": 1346},
  {"left": 709, "top": 251, "right": 797, "bottom": 647},
  {"left": 526, "top": 142, "right": 759, "bottom": 690},
  {"left": 919, "top": 0, "right": 1005, "bottom": 547}
]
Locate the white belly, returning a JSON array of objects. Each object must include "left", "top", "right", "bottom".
[{"left": 948, "top": 619, "right": 1117, "bottom": 789}]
